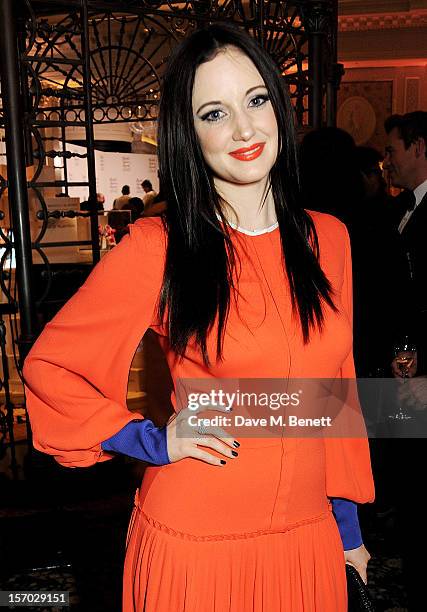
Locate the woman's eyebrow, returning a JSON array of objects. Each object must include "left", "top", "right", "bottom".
[
  {"left": 196, "top": 100, "right": 221, "bottom": 114},
  {"left": 195, "top": 84, "right": 266, "bottom": 114}
]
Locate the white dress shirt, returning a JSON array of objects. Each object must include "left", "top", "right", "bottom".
[{"left": 398, "top": 178, "right": 427, "bottom": 234}]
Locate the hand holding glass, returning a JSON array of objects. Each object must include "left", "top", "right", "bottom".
[{"left": 389, "top": 339, "right": 417, "bottom": 420}]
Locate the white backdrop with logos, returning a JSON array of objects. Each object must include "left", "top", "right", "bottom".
[{"left": 65, "top": 144, "right": 159, "bottom": 209}]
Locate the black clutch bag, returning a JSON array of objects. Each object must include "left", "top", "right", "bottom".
[{"left": 346, "top": 564, "right": 375, "bottom": 612}]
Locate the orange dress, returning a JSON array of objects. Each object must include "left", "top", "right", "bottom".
[{"left": 24, "top": 212, "right": 374, "bottom": 612}]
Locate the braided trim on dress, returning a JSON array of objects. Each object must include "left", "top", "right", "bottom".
[{"left": 134, "top": 503, "right": 331, "bottom": 542}]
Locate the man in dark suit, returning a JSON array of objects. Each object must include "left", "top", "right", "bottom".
[
  {"left": 383, "top": 111, "right": 427, "bottom": 611},
  {"left": 384, "top": 112, "right": 427, "bottom": 373}
]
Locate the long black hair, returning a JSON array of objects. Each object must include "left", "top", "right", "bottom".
[{"left": 158, "top": 23, "right": 336, "bottom": 365}]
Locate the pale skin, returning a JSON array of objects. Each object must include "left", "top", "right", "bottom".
[
  {"left": 165, "top": 46, "right": 370, "bottom": 582},
  {"left": 383, "top": 127, "right": 427, "bottom": 192},
  {"left": 192, "top": 47, "right": 278, "bottom": 230}
]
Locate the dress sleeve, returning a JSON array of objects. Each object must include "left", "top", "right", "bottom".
[
  {"left": 330, "top": 498, "right": 363, "bottom": 550},
  {"left": 101, "top": 419, "right": 170, "bottom": 465},
  {"left": 324, "top": 224, "right": 375, "bottom": 503},
  {"left": 23, "top": 218, "right": 166, "bottom": 468}
]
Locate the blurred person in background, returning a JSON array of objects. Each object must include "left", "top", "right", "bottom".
[
  {"left": 113, "top": 185, "right": 131, "bottom": 210},
  {"left": 383, "top": 110, "right": 427, "bottom": 612},
  {"left": 122, "top": 196, "right": 144, "bottom": 223},
  {"left": 356, "top": 146, "right": 387, "bottom": 203},
  {"left": 80, "top": 192, "right": 105, "bottom": 212},
  {"left": 142, "top": 177, "right": 167, "bottom": 217},
  {"left": 141, "top": 179, "right": 157, "bottom": 210},
  {"left": 299, "top": 129, "right": 397, "bottom": 377},
  {"left": 350, "top": 145, "right": 408, "bottom": 377},
  {"left": 300, "top": 134, "right": 404, "bottom": 534},
  {"left": 351, "top": 146, "right": 409, "bottom": 535},
  {"left": 384, "top": 111, "right": 427, "bottom": 375},
  {"left": 299, "top": 127, "right": 364, "bottom": 227}
]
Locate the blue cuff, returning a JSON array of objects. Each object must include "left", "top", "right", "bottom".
[
  {"left": 331, "top": 498, "right": 363, "bottom": 551},
  {"left": 101, "top": 419, "right": 170, "bottom": 466}
]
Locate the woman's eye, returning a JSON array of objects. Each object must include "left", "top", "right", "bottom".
[
  {"left": 201, "top": 109, "right": 226, "bottom": 122},
  {"left": 249, "top": 94, "right": 269, "bottom": 108}
]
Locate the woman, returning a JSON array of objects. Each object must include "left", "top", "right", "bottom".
[{"left": 24, "top": 24, "right": 374, "bottom": 611}]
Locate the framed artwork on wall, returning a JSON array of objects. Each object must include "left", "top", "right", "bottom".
[{"left": 337, "top": 80, "right": 393, "bottom": 153}]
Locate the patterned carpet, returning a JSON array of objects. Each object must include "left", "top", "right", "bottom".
[
  {"left": 0, "top": 456, "right": 409, "bottom": 612},
  {"left": 362, "top": 507, "right": 408, "bottom": 611}
]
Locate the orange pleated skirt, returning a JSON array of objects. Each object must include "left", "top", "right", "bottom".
[{"left": 123, "top": 438, "right": 347, "bottom": 611}]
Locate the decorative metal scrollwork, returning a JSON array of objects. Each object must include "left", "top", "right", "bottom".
[
  {"left": 302, "top": 0, "right": 333, "bottom": 35},
  {"left": 0, "top": 0, "right": 337, "bottom": 312}
]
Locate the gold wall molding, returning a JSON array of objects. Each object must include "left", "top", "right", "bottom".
[{"left": 339, "top": 10, "right": 427, "bottom": 31}]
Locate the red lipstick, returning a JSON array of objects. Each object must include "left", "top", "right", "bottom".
[{"left": 228, "top": 142, "right": 265, "bottom": 162}]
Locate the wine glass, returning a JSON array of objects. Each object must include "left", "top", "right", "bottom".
[{"left": 389, "top": 338, "right": 417, "bottom": 420}]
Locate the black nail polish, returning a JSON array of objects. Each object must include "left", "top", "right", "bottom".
[
  {"left": 233, "top": 441, "right": 240, "bottom": 448},
  {"left": 220, "top": 460, "right": 227, "bottom": 465},
  {"left": 231, "top": 450, "right": 238, "bottom": 457}
]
